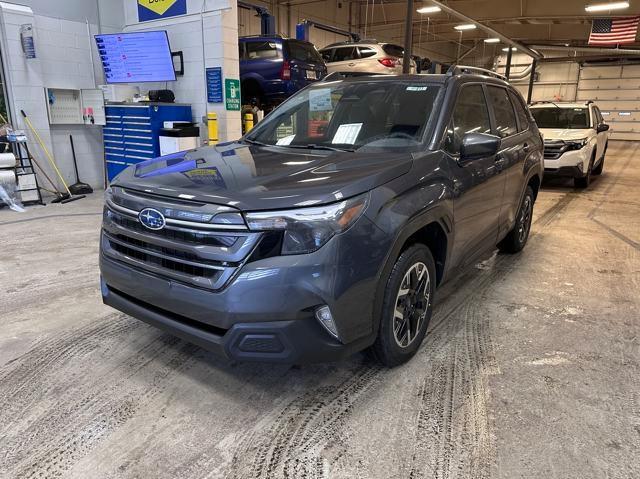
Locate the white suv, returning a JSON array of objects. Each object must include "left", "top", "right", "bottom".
[
  {"left": 530, "top": 101, "right": 610, "bottom": 188},
  {"left": 319, "top": 41, "right": 416, "bottom": 75}
]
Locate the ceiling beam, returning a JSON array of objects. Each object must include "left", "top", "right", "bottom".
[{"left": 408, "top": 0, "right": 542, "bottom": 57}]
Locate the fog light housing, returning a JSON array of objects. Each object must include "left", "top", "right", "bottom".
[{"left": 315, "top": 305, "right": 339, "bottom": 340}]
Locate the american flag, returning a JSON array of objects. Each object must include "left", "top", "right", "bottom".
[{"left": 589, "top": 17, "right": 640, "bottom": 45}]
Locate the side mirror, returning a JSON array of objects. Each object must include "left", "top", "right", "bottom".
[
  {"left": 597, "top": 124, "right": 610, "bottom": 133},
  {"left": 459, "top": 132, "right": 501, "bottom": 162}
]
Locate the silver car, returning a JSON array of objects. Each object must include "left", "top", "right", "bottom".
[{"left": 319, "top": 41, "right": 416, "bottom": 75}]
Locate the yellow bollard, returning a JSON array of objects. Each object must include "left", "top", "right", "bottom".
[
  {"left": 244, "top": 113, "right": 254, "bottom": 133},
  {"left": 207, "top": 112, "right": 218, "bottom": 145}
]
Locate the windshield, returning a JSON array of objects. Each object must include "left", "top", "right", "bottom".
[
  {"left": 245, "top": 81, "right": 442, "bottom": 150},
  {"left": 531, "top": 107, "right": 590, "bottom": 129}
]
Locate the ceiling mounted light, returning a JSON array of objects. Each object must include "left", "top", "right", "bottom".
[
  {"left": 417, "top": 6, "right": 441, "bottom": 14},
  {"left": 484, "top": 38, "right": 500, "bottom": 43},
  {"left": 585, "top": 1, "right": 630, "bottom": 12},
  {"left": 454, "top": 24, "right": 477, "bottom": 31},
  {"left": 502, "top": 47, "right": 517, "bottom": 52}
]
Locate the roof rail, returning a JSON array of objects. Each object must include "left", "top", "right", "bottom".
[
  {"left": 321, "top": 71, "right": 385, "bottom": 82},
  {"left": 239, "top": 34, "right": 284, "bottom": 39},
  {"left": 323, "top": 39, "right": 378, "bottom": 48},
  {"left": 446, "top": 65, "right": 507, "bottom": 81}
]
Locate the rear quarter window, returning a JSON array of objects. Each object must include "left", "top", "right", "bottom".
[
  {"left": 382, "top": 44, "right": 404, "bottom": 57},
  {"left": 508, "top": 90, "right": 530, "bottom": 132}
]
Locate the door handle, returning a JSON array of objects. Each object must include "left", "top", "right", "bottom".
[
  {"left": 523, "top": 143, "right": 530, "bottom": 152},
  {"left": 348, "top": 63, "right": 356, "bottom": 66},
  {"left": 495, "top": 157, "right": 507, "bottom": 171}
]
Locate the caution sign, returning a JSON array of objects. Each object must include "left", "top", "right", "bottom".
[
  {"left": 138, "top": 0, "right": 186, "bottom": 22},
  {"left": 225, "top": 79, "right": 241, "bottom": 111}
]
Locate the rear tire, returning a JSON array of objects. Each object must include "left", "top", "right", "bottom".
[
  {"left": 498, "top": 186, "right": 534, "bottom": 254},
  {"left": 370, "top": 245, "right": 436, "bottom": 367}
]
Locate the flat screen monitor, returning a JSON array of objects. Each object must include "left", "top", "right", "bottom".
[{"left": 95, "top": 31, "right": 176, "bottom": 83}]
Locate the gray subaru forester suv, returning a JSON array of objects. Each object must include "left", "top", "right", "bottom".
[{"left": 100, "top": 67, "right": 543, "bottom": 367}]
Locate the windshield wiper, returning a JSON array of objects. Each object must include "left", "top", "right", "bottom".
[
  {"left": 285, "top": 144, "right": 356, "bottom": 152},
  {"left": 241, "top": 138, "right": 270, "bottom": 147}
]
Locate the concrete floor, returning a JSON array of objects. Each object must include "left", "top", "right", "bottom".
[{"left": 0, "top": 141, "right": 639, "bottom": 479}]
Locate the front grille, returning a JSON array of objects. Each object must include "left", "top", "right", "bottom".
[
  {"left": 102, "top": 190, "right": 263, "bottom": 291},
  {"left": 543, "top": 142, "right": 570, "bottom": 160},
  {"left": 110, "top": 213, "right": 237, "bottom": 247}
]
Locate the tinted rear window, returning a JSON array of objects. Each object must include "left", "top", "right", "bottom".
[
  {"left": 382, "top": 44, "right": 404, "bottom": 57},
  {"left": 244, "top": 41, "right": 279, "bottom": 59},
  {"left": 286, "top": 41, "right": 323, "bottom": 63}
]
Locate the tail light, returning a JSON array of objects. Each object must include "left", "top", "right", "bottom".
[
  {"left": 281, "top": 60, "right": 291, "bottom": 80},
  {"left": 378, "top": 58, "right": 397, "bottom": 68}
]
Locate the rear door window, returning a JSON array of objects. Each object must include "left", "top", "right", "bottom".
[
  {"left": 487, "top": 86, "right": 518, "bottom": 138},
  {"left": 286, "top": 41, "right": 323, "bottom": 63},
  {"left": 382, "top": 44, "right": 404, "bottom": 58},
  {"left": 508, "top": 90, "right": 530, "bottom": 132},
  {"left": 445, "top": 84, "right": 492, "bottom": 155},
  {"left": 358, "top": 47, "right": 377, "bottom": 59},
  {"left": 245, "top": 41, "right": 279, "bottom": 60},
  {"left": 332, "top": 47, "right": 357, "bottom": 62}
]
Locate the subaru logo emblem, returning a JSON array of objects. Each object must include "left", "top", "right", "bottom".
[{"left": 139, "top": 208, "right": 166, "bottom": 230}]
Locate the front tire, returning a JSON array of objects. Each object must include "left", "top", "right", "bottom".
[
  {"left": 370, "top": 245, "right": 436, "bottom": 367},
  {"left": 498, "top": 185, "right": 534, "bottom": 254},
  {"left": 574, "top": 152, "right": 595, "bottom": 188},
  {"left": 592, "top": 143, "right": 607, "bottom": 175}
]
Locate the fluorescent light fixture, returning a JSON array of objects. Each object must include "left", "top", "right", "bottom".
[
  {"left": 454, "top": 23, "right": 477, "bottom": 31},
  {"left": 417, "top": 5, "right": 441, "bottom": 13},
  {"left": 585, "top": 1, "right": 629, "bottom": 12},
  {"left": 502, "top": 47, "right": 517, "bottom": 52},
  {"left": 484, "top": 38, "right": 500, "bottom": 43}
]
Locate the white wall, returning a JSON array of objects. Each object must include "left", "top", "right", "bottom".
[
  {"left": 0, "top": 2, "right": 107, "bottom": 192},
  {"left": 122, "top": 0, "right": 241, "bottom": 141}
]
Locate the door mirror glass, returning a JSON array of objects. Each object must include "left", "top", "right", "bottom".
[
  {"left": 597, "top": 123, "right": 610, "bottom": 133},
  {"left": 460, "top": 132, "right": 501, "bottom": 162}
]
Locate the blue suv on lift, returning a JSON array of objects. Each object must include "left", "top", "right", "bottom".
[{"left": 239, "top": 35, "right": 327, "bottom": 110}]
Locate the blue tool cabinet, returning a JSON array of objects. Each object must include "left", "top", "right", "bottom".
[{"left": 104, "top": 103, "right": 192, "bottom": 181}]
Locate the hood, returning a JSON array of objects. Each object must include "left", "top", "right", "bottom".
[
  {"left": 539, "top": 128, "right": 592, "bottom": 141},
  {"left": 112, "top": 142, "right": 413, "bottom": 211}
]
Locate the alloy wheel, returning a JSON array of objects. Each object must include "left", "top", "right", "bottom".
[
  {"left": 393, "top": 262, "right": 431, "bottom": 348},
  {"left": 517, "top": 196, "right": 532, "bottom": 244}
]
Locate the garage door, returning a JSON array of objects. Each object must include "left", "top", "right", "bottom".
[{"left": 577, "top": 64, "right": 640, "bottom": 141}]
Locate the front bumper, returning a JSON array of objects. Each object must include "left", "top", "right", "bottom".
[
  {"left": 100, "top": 214, "right": 391, "bottom": 363},
  {"left": 544, "top": 146, "right": 590, "bottom": 177}
]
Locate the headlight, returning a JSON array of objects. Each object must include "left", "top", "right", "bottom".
[
  {"left": 245, "top": 194, "right": 368, "bottom": 255},
  {"left": 566, "top": 138, "right": 589, "bottom": 150}
]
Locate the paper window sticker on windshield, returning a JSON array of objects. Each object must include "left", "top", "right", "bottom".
[
  {"left": 309, "top": 88, "right": 333, "bottom": 111},
  {"left": 406, "top": 86, "right": 428, "bottom": 91},
  {"left": 276, "top": 134, "right": 296, "bottom": 146},
  {"left": 332, "top": 123, "right": 362, "bottom": 144}
]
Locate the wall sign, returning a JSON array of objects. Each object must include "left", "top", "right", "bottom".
[
  {"left": 225, "top": 79, "right": 241, "bottom": 111},
  {"left": 138, "top": 0, "right": 186, "bottom": 22},
  {"left": 206, "top": 67, "right": 223, "bottom": 103}
]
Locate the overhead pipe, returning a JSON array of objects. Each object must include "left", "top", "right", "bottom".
[
  {"left": 527, "top": 44, "right": 640, "bottom": 55},
  {"left": 426, "top": 0, "right": 543, "bottom": 60}
]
